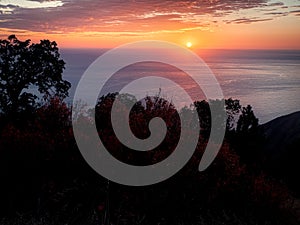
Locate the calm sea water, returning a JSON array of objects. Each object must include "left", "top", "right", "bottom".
[{"left": 61, "top": 49, "right": 300, "bottom": 124}]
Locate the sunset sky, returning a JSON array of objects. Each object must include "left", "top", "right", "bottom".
[{"left": 0, "top": 0, "right": 299, "bottom": 49}]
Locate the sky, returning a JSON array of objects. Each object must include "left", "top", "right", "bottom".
[{"left": 0, "top": 0, "right": 300, "bottom": 49}]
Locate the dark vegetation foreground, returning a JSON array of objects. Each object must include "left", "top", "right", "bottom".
[{"left": 1, "top": 35, "right": 300, "bottom": 225}]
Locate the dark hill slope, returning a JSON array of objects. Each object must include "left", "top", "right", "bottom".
[{"left": 260, "top": 111, "right": 300, "bottom": 194}]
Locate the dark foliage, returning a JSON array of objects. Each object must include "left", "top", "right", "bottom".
[
  {"left": 0, "top": 93, "right": 296, "bottom": 224},
  {"left": 0, "top": 35, "right": 70, "bottom": 120}
]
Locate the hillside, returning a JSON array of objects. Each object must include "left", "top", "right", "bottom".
[
  {"left": 261, "top": 111, "right": 300, "bottom": 155},
  {"left": 260, "top": 111, "right": 300, "bottom": 194}
]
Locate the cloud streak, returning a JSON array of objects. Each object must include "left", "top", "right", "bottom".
[
  {"left": 224, "top": 17, "right": 273, "bottom": 24},
  {"left": 0, "top": 0, "right": 63, "bottom": 9}
]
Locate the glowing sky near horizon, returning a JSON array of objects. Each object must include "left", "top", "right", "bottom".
[{"left": 0, "top": 0, "right": 299, "bottom": 49}]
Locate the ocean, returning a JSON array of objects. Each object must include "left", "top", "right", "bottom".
[{"left": 61, "top": 49, "right": 300, "bottom": 124}]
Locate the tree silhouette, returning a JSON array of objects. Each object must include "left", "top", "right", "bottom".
[
  {"left": 0, "top": 35, "right": 70, "bottom": 116},
  {"left": 225, "top": 98, "right": 242, "bottom": 131},
  {"left": 234, "top": 105, "right": 262, "bottom": 163},
  {"left": 237, "top": 105, "right": 258, "bottom": 133}
]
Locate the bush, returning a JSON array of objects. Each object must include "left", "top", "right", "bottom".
[{"left": 0, "top": 94, "right": 293, "bottom": 224}]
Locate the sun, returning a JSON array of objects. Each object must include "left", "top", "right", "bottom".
[{"left": 186, "top": 41, "right": 192, "bottom": 48}]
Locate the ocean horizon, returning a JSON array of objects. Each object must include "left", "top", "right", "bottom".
[{"left": 61, "top": 48, "right": 300, "bottom": 124}]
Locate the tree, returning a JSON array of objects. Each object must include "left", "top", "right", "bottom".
[
  {"left": 0, "top": 35, "right": 70, "bottom": 116},
  {"left": 236, "top": 105, "right": 258, "bottom": 133},
  {"left": 225, "top": 98, "right": 242, "bottom": 131},
  {"left": 235, "top": 105, "right": 262, "bottom": 163}
]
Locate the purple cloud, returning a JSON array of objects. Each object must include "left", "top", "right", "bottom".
[
  {"left": 0, "top": 0, "right": 297, "bottom": 34},
  {"left": 224, "top": 17, "right": 273, "bottom": 24}
]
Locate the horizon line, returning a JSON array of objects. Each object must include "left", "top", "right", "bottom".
[{"left": 60, "top": 47, "right": 300, "bottom": 51}]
